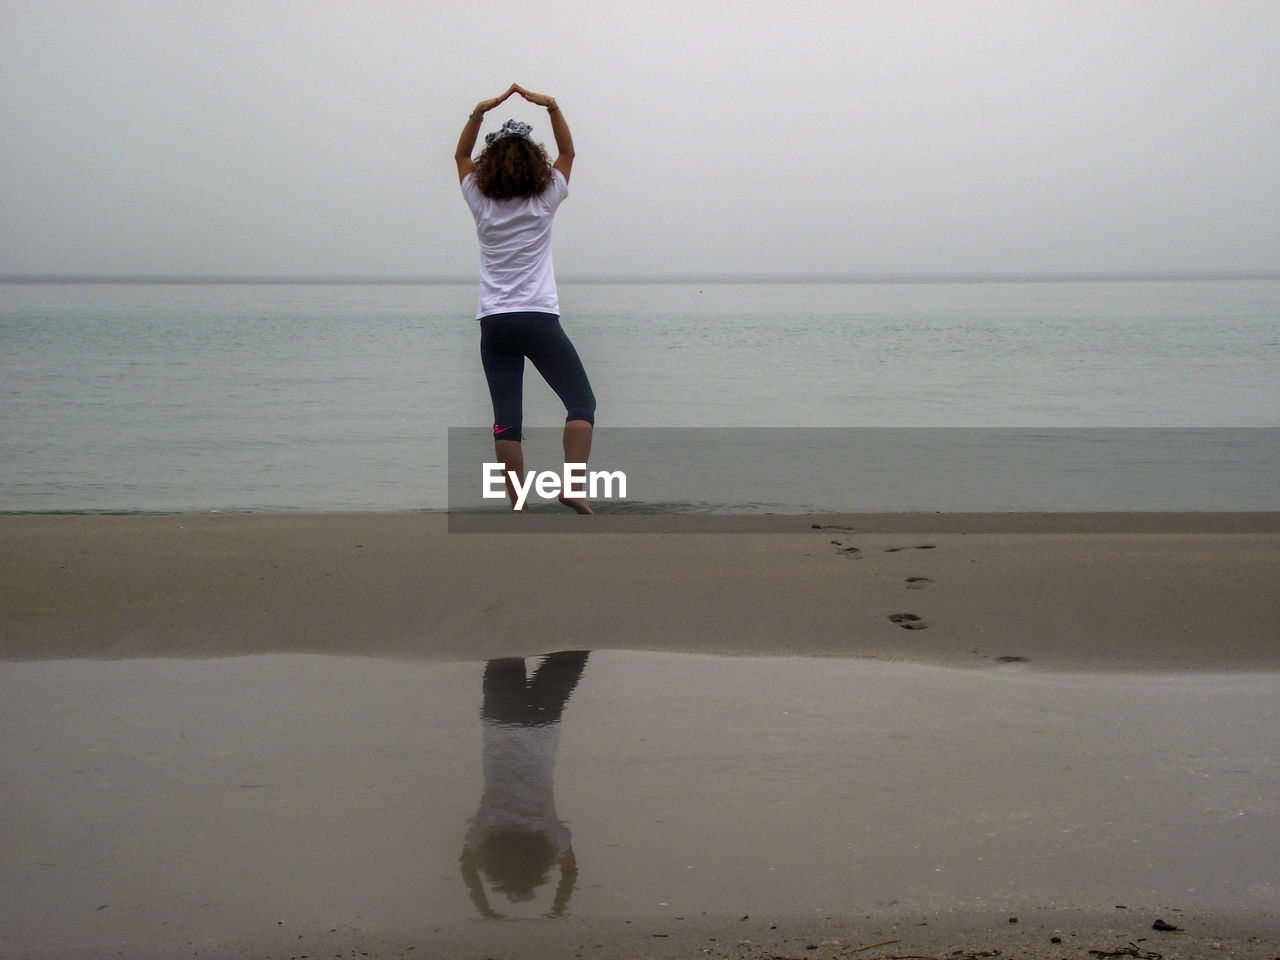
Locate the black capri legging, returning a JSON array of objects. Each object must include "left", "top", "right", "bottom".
[
  {"left": 481, "top": 652, "right": 590, "bottom": 727},
  {"left": 480, "top": 312, "right": 596, "bottom": 441}
]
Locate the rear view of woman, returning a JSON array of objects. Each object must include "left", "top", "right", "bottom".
[{"left": 456, "top": 84, "right": 596, "bottom": 513}]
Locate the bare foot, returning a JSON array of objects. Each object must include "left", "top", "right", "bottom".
[{"left": 558, "top": 495, "right": 594, "bottom": 515}]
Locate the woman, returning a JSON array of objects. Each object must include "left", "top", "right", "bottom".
[{"left": 456, "top": 84, "right": 596, "bottom": 514}]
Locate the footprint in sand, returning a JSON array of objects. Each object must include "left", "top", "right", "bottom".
[
  {"left": 830, "top": 540, "right": 862, "bottom": 558},
  {"left": 888, "top": 612, "right": 927, "bottom": 630},
  {"left": 884, "top": 544, "right": 937, "bottom": 553},
  {"left": 904, "top": 576, "right": 933, "bottom": 590}
]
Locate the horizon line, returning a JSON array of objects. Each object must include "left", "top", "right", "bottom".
[{"left": 2, "top": 270, "right": 1278, "bottom": 285}]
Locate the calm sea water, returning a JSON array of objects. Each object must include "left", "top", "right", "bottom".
[{"left": 2, "top": 278, "right": 1278, "bottom": 513}]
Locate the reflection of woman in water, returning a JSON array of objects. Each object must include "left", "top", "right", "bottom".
[{"left": 460, "top": 651, "right": 588, "bottom": 918}]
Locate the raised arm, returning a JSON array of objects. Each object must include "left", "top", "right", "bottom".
[
  {"left": 515, "top": 85, "right": 574, "bottom": 183},
  {"left": 455, "top": 84, "right": 517, "bottom": 182}
]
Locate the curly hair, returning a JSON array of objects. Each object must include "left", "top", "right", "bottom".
[{"left": 472, "top": 136, "right": 554, "bottom": 200}]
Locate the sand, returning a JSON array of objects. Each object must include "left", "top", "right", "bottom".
[
  {"left": 2, "top": 512, "right": 1279, "bottom": 959},
  {"left": 2, "top": 511, "right": 1278, "bottom": 669}
]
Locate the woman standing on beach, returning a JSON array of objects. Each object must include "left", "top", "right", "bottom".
[{"left": 456, "top": 84, "right": 596, "bottom": 513}]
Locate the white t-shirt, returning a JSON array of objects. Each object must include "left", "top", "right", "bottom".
[
  {"left": 464, "top": 720, "right": 571, "bottom": 856},
  {"left": 461, "top": 169, "right": 568, "bottom": 320}
]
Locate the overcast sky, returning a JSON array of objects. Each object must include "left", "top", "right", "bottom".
[{"left": 2, "top": 1, "right": 1278, "bottom": 278}]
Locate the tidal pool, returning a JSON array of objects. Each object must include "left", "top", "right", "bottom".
[{"left": 2, "top": 651, "right": 1277, "bottom": 956}]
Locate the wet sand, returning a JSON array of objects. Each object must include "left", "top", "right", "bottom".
[{"left": 2, "top": 513, "right": 1280, "bottom": 959}]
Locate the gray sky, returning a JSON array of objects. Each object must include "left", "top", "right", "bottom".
[{"left": 2, "top": 0, "right": 1278, "bottom": 277}]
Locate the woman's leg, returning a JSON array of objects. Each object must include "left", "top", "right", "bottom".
[
  {"left": 524, "top": 318, "right": 597, "bottom": 513},
  {"left": 479, "top": 320, "right": 527, "bottom": 510},
  {"left": 526, "top": 651, "right": 590, "bottom": 721},
  {"left": 524, "top": 319, "right": 596, "bottom": 428},
  {"left": 556, "top": 421, "right": 594, "bottom": 512}
]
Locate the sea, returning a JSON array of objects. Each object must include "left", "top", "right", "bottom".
[{"left": 2, "top": 276, "right": 1278, "bottom": 514}]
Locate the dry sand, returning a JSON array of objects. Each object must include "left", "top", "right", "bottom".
[
  {"left": 2, "top": 512, "right": 1279, "bottom": 959},
  {"left": 3, "top": 511, "right": 1279, "bottom": 669}
]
